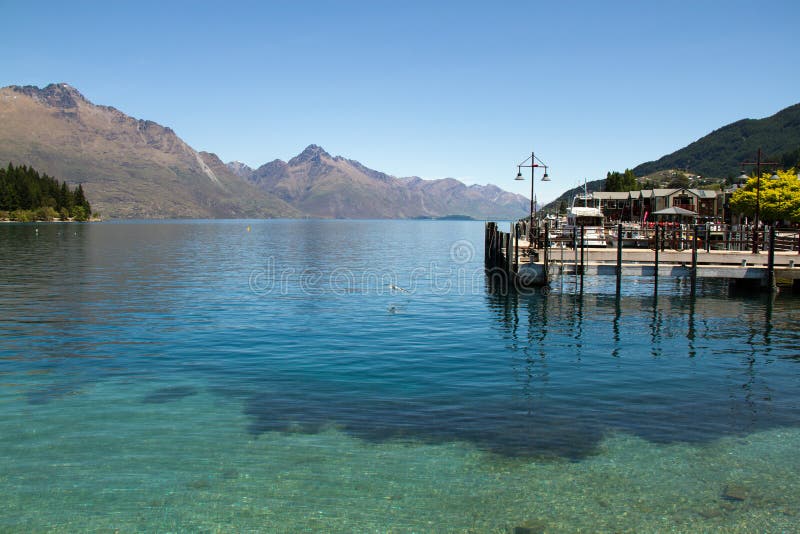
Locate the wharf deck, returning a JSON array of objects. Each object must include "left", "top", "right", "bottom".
[{"left": 522, "top": 242, "right": 800, "bottom": 282}]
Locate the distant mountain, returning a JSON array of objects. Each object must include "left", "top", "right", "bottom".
[
  {"left": 243, "top": 145, "right": 528, "bottom": 219},
  {"left": 226, "top": 161, "right": 253, "bottom": 178},
  {"left": 0, "top": 83, "right": 300, "bottom": 218},
  {"left": 633, "top": 103, "right": 800, "bottom": 178}
]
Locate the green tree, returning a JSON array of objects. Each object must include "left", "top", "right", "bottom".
[
  {"left": 605, "top": 169, "right": 638, "bottom": 192},
  {"left": 667, "top": 172, "right": 690, "bottom": 189},
  {"left": 74, "top": 184, "right": 87, "bottom": 207},
  {"left": 729, "top": 169, "right": 800, "bottom": 223},
  {"left": 778, "top": 146, "right": 800, "bottom": 169},
  {"left": 71, "top": 205, "right": 90, "bottom": 221}
]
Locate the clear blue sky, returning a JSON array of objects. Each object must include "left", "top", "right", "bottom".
[{"left": 2, "top": 0, "right": 799, "bottom": 202}]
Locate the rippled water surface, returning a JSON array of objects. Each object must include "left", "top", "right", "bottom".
[{"left": 1, "top": 220, "right": 799, "bottom": 532}]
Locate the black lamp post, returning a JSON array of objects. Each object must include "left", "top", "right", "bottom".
[
  {"left": 515, "top": 151, "right": 550, "bottom": 242},
  {"left": 740, "top": 148, "right": 779, "bottom": 254}
]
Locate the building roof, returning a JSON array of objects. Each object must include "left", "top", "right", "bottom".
[
  {"left": 635, "top": 188, "right": 718, "bottom": 199},
  {"left": 652, "top": 206, "right": 698, "bottom": 217},
  {"left": 593, "top": 191, "right": 631, "bottom": 200},
  {"left": 688, "top": 188, "right": 719, "bottom": 199},
  {"left": 649, "top": 188, "right": 681, "bottom": 197}
]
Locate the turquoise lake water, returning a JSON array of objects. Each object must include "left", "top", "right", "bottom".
[{"left": 1, "top": 219, "right": 799, "bottom": 532}]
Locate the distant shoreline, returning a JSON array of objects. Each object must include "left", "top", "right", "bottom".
[{"left": 0, "top": 217, "right": 102, "bottom": 223}]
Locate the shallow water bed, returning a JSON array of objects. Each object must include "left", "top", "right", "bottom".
[{"left": 1, "top": 383, "right": 798, "bottom": 532}]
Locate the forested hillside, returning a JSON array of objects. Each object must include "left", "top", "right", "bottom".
[{"left": 0, "top": 162, "right": 91, "bottom": 221}]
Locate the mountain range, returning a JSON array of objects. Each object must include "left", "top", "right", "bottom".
[
  {"left": 633, "top": 103, "right": 800, "bottom": 178},
  {"left": 238, "top": 144, "right": 528, "bottom": 219},
  {"left": 0, "top": 83, "right": 528, "bottom": 219}
]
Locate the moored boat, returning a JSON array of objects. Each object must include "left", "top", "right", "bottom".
[{"left": 563, "top": 194, "right": 606, "bottom": 247}]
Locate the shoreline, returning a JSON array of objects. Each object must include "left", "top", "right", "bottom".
[{"left": 0, "top": 217, "right": 102, "bottom": 223}]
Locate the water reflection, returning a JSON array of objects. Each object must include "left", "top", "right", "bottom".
[{"left": 480, "top": 282, "right": 800, "bottom": 455}]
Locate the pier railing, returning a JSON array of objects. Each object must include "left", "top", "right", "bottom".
[{"left": 542, "top": 223, "right": 800, "bottom": 253}]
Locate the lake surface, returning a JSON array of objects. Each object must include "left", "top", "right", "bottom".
[{"left": 1, "top": 220, "right": 799, "bottom": 532}]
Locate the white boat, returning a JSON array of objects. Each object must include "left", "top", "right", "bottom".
[{"left": 562, "top": 194, "right": 607, "bottom": 247}]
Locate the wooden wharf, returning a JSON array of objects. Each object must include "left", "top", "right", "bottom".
[{"left": 485, "top": 222, "right": 800, "bottom": 294}]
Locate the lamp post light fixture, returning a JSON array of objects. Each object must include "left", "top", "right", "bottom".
[
  {"left": 740, "top": 148, "right": 780, "bottom": 254},
  {"left": 515, "top": 151, "right": 550, "bottom": 243}
]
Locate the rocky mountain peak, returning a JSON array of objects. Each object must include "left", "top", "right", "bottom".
[
  {"left": 226, "top": 160, "right": 254, "bottom": 179},
  {"left": 12, "top": 83, "right": 87, "bottom": 109},
  {"left": 289, "top": 144, "right": 331, "bottom": 165}
]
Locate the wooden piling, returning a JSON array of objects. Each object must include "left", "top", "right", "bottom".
[
  {"left": 484, "top": 222, "right": 492, "bottom": 263},
  {"left": 616, "top": 222, "right": 623, "bottom": 296},
  {"left": 653, "top": 225, "right": 659, "bottom": 295},
  {"left": 691, "top": 225, "right": 698, "bottom": 297},
  {"left": 506, "top": 230, "right": 513, "bottom": 274},
  {"left": 572, "top": 228, "right": 578, "bottom": 288},
  {"left": 580, "top": 225, "right": 585, "bottom": 294},
  {"left": 543, "top": 222, "right": 550, "bottom": 285},
  {"left": 768, "top": 225, "right": 776, "bottom": 291}
]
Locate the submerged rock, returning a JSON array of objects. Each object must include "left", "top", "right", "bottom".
[
  {"left": 721, "top": 484, "right": 748, "bottom": 502},
  {"left": 142, "top": 385, "right": 197, "bottom": 404},
  {"left": 187, "top": 478, "right": 212, "bottom": 490},
  {"left": 512, "top": 519, "right": 547, "bottom": 533}
]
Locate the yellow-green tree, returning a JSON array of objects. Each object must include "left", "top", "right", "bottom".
[{"left": 729, "top": 169, "right": 800, "bottom": 223}]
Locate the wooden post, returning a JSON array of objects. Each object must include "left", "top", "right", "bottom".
[
  {"left": 573, "top": 227, "right": 578, "bottom": 291},
  {"left": 485, "top": 222, "right": 492, "bottom": 264},
  {"left": 488, "top": 225, "right": 494, "bottom": 266},
  {"left": 691, "top": 224, "right": 698, "bottom": 297},
  {"left": 492, "top": 226, "right": 499, "bottom": 267},
  {"left": 485, "top": 223, "right": 489, "bottom": 263},
  {"left": 654, "top": 225, "right": 659, "bottom": 295},
  {"left": 514, "top": 223, "right": 519, "bottom": 272},
  {"left": 705, "top": 223, "right": 710, "bottom": 253},
  {"left": 506, "top": 231, "right": 513, "bottom": 275},
  {"left": 767, "top": 225, "right": 776, "bottom": 291},
  {"left": 580, "top": 224, "right": 585, "bottom": 294},
  {"left": 497, "top": 227, "right": 502, "bottom": 267},
  {"left": 543, "top": 222, "right": 550, "bottom": 285},
  {"left": 616, "top": 222, "right": 623, "bottom": 296}
]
